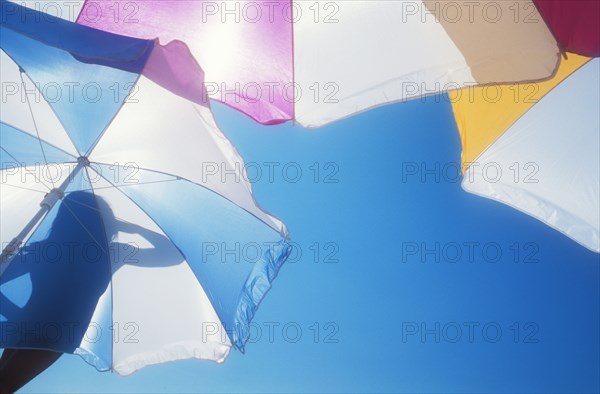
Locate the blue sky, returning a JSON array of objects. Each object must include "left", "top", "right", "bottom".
[{"left": 16, "top": 94, "right": 600, "bottom": 393}]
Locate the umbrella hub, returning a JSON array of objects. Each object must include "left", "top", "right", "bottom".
[{"left": 77, "top": 156, "right": 90, "bottom": 167}]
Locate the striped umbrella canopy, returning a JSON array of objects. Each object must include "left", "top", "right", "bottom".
[{"left": 1, "top": 2, "right": 290, "bottom": 375}]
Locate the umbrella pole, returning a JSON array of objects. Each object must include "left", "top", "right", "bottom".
[{"left": 0, "top": 160, "right": 86, "bottom": 276}]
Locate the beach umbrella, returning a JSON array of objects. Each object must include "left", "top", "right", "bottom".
[
  {"left": 73, "top": 0, "right": 561, "bottom": 126},
  {"left": 451, "top": 53, "right": 599, "bottom": 252},
  {"left": 68, "top": 0, "right": 600, "bottom": 251},
  {"left": 68, "top": 0, "right": 600, "bottom": 250},
  {"left": 1, "top": 1, "right": 290, "bottom": 375},
  {"left": 534, "top": 0, "right": 600, "bottom": 57}
]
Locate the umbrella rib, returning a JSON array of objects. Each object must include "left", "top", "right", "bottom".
[
  {"left": 94, "top": 171, "right": 189, "bottom": 261},
  {"left": 0, "top": 146, "right": 52, "bottom": 191},
  {"left": 76, "top": 178, "right": 182, "bottom": 192},
  {"left": 91, "top": 161, "right": 284, "bottom": 237},
  {"left": 0, "top": 183, "right": 48, "bottom": 194},
  {"left": 64, "top": 192, "right": 150, "bottom": 227},
  {"left": 63, "top": 181, "right": 176, "bottom": 230},
  {"left": 1, "top": 121, "right": 78, "bottom": 162},
  {"left": 19, "top": 70, "right": 55, "bottom": 188}
]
